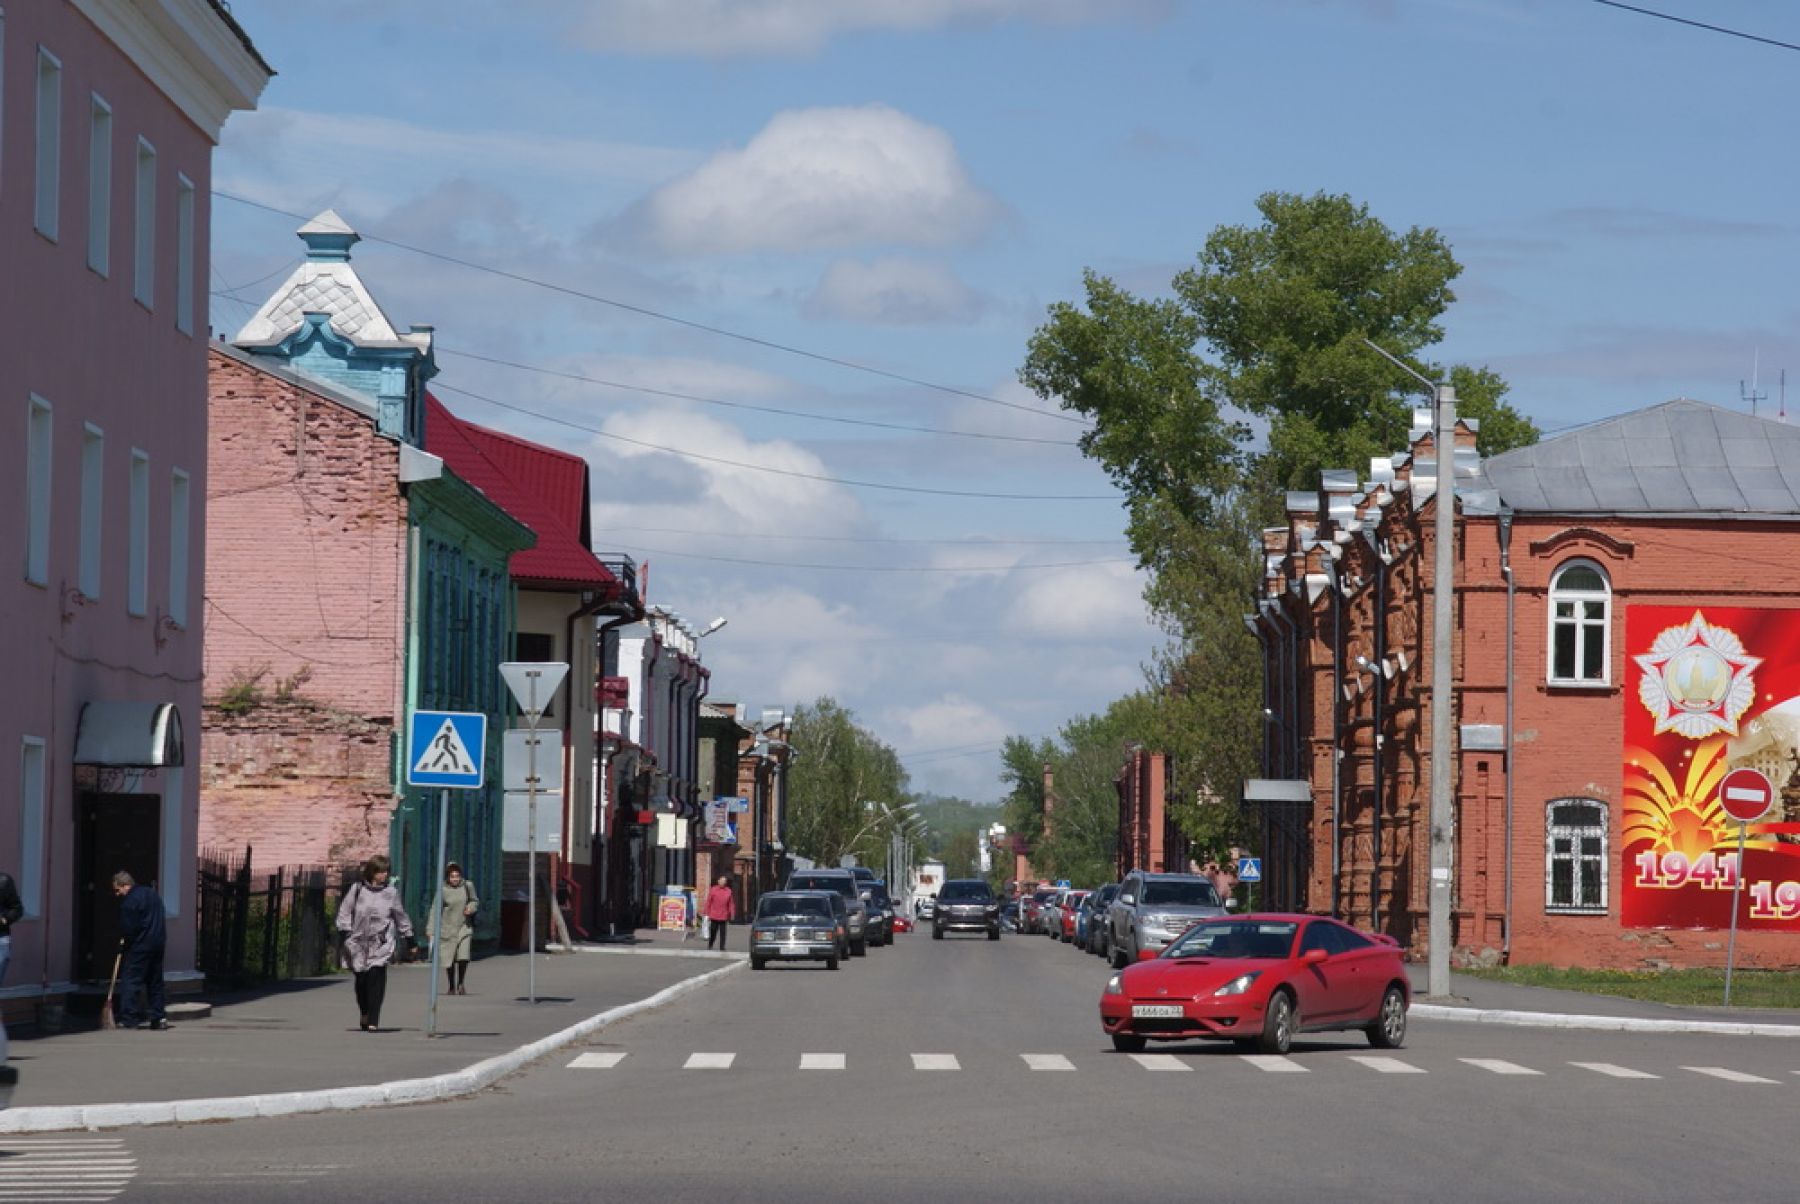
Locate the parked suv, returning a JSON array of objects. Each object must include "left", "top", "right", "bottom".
[
  {"left": 1106, "top": 871, "right": 1226, "bottom": 967},
  {"left": 786, "top": 869, "right": 871, "bottom": 956},
  {"left": 862, "top": 880, "right": 896, "bottom": 946},
  {"left": 933, "top": 878, "right": 1000, "bottom": 940}
]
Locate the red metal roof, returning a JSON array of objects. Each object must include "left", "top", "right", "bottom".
[{"left": 424, "top": 394, "right": 616, "bottom": 590}]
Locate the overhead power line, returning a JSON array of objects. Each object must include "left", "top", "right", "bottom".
[
  {"left": 616, "top": 543, "right": 1132, "bottom": 573},
  {"left": 438, "top": 347, "right": 1081, "bottom": 447},
  {"left": 431, "top": 381, "right": 1119, "bottom": 502},
  {"left": 213, "top": 190, "right": 1088, "bottom": 427},
  {"left": 601, "top": 525, "right": 1127, "bottom": 547},
  {"left": 1589, "top": 1, "right": 1800, "bottom": 53}
]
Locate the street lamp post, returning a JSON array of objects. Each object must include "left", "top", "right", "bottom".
[{"left": 1364, "top": 340, "right": 1458, "bottom": 1000}]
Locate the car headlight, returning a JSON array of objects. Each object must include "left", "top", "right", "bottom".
[
  {"left": 754, "top": 931, "right": 774, "bottom": 941},
  {"left": 1105, "top": 974, "right": 1124, "bottom": 997},
  {"left": 1213, "top": 971, "right": 1262, "bottom": 997}
]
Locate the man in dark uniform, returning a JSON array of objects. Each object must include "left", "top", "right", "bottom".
[{"left": 111, "top": 872, "right": 168, "bottom": 1031}]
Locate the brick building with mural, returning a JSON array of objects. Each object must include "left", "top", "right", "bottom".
[{"left": 1251, "top": 398, "right": 1800, "bottom": 970}]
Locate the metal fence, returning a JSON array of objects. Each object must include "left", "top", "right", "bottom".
[{"left": 196, "top": 845, "right": 357, "bottom": 984}]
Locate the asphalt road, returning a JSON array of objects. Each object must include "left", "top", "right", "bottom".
[{"left": 44, "top": 930, "right": 1800, "bottom": 1203}]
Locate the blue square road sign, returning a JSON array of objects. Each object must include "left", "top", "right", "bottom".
[
  {"left": 407, "top": 710, "right": 487, "bottom": 789},
  {"left": 1236, "top": 857, "right": 1262, "bottom": 883}
]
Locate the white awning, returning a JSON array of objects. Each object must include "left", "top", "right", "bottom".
[{"left": 73, "top": 702, "right": 184, "bottom": 768}]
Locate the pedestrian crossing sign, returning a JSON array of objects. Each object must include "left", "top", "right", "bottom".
[
  {"left": 1237, "top": 857, "right": 1262, "bottom": 882},
  {"left": 407, "top": 710, "right": 487, "bottom": 789}
]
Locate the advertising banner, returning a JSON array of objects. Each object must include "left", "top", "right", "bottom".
[{"left": 1623, "top": 606, "right": 1800, "bottom": 929}]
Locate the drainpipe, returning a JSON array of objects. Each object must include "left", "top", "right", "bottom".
[
  {"left": 1498, "top": 507, "right": 1516, "bottom": 961},
  {"left": 1244, "top": 615, "right": 1272, "bottom": 779},
  {"left": 1326, "top": 557, "right": 1344, "bottom": 917},
  {"left": 593, "top": 607, "right": 637, "bottom": 935},
  {"left": 1371, "top": 550, "right": 1388, "bottom": 933}
]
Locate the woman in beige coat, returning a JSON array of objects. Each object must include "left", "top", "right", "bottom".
[{"left": 433, "top": 863, "right": 479, "bottom": 995}]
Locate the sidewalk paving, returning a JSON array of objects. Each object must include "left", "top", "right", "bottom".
[
  {"left": 8, "top": 932, "right": 734, "bottom": 1123},
  {"left": 1409, "top": 965, "right": 1800, "bottom": 1036}
]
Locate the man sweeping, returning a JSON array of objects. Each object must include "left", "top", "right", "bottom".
[{"left": 112, "top": 872, "right": 169, "bottom": 1031}]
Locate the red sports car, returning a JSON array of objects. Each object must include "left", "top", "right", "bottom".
[
  {"left": 1098, "top": 913, "right": 1409, "bottom": 1056},
  {"left": 892, "top": 914, "right": 913, "bottom": 934}
]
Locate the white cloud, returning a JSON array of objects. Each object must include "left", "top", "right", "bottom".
[
  {"left": 888, "top": 694, "right": 1009, "bottom": 755},
  {"left": 631, "top": 105, "right": 998, "bottom": 255},
  {"left": 561, "top": 0, "right": 1168, "bottom": 58},
  {"left": 590, "top": 409, "right": 863, "bottom": 533},
  {"left": 803, "top": 257, "right": 987, "bottom": 325},
  {"left": 1005, "top": 561, "right": 1151, "bottom": 638}
]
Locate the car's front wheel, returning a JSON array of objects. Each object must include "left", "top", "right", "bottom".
[
  {"left": 750, "top": 957, "right": 766, "bottom": 971},
  {"left": 826, "top": 955, "right": 839, "bottom": 971},
  {"left": 1367, "top": 985, "right": 1407, "bottom": 1049},
  {"left": 1111, "top": 1032, "right": 1147, "bottom": 1054},
  {"left": 1258, "top": 990, "right": 1296, "bottom": 1056},
  {"left": 932, "top": 926, "right": 943, "bottom": 940},
  {"left": 987, "top": 927, "right": 1000, "bottom": 941},
  {"left": 851, "top": 937, "right": 867, "bottom": 957}
]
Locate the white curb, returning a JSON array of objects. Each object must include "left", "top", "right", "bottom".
[
  {"left": 0, "top": 957, "right": 744, "bottom": 1134},
  {"left": 1411, "top": 1002, "right": 1800, "bottom": 1037}
]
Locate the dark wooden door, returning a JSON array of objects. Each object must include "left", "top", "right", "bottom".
[{"left": 75, "top": 792, "right": 161, "bottom": 981}]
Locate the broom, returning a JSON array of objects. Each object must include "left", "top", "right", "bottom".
[{"left": 99, "top": 948, "right": 122, "bottom": 1030}]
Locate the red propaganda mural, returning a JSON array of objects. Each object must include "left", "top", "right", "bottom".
[{"left": 1623, "top": 606, "right": 1800, "bottom": 929}]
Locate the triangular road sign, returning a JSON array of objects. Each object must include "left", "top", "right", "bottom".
[{"left": 499, "top": 662, "right": 570, "bottom": 720}]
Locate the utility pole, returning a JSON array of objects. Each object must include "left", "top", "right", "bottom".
[{"left": 1363, "top": 340, "right": 1457, "bottom": 998}]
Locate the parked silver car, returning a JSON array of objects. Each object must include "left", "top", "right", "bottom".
[
  {"left": 749, "top": 891, "right": 844, "bottom": 971},
  {"left": 1106, "top": 870, "right": 1227, "bottom": 967}
]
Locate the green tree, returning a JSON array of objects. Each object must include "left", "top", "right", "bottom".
[
  {"left": 1019, "top": 190, "right": 1539, "bottom": 847},
  {"left": 786, "top": 697, "right": 909, "bottom": 866}
]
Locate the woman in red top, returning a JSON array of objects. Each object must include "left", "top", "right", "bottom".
[{"left": 703, "top": 876, "right": 737, "bottom": 950}]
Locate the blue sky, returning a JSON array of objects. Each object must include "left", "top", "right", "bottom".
[{"left": 210, "top": 1, "right": 1800, "bottom": 800}]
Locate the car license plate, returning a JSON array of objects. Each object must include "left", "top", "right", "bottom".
[{"left": 1132, "top": 1004, "right": 1183, "bottom": 1018}]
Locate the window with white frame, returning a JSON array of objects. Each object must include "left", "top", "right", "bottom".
[
  {"left": 79, "top": 423, "right": 104, "bottom": 599},
  {"left": 1548, "top": 559, "right": 1609, "bottom": 685},
  {"left": 25, "top": 395, "right": 52, "bottom": 585},
  {"left": 175, "top": 174, "right": 194, "bottom": 334},
  {"left": 87, "top": 94, "right": 111, "bottom": 274},
  {"left": 133, "top": 137, "right": 155, "bottom": 307},
  {"left": 19, "top": 737, "right": 45, "bottom": 917},
  {"left": 34, "top": 45, "right": 60, "bottom": 239},
  {"left": 168, "top": 469, "right": 189, "bottom": 626},
  {"left": 128, "top": 449, "right": 149, "bottom": 615},
  {"left": 1546, "top": 798, "right": 1607, "bottom": 914}
]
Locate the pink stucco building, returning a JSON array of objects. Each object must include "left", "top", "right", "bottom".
[{"left": 1, "top": 3, "right": 268, "bottom": 1014}]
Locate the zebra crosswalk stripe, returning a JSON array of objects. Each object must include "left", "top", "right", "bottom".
[
  {"left": 568, "top": 1051, "right": 627, "bottom": 1069},
  {"left": 1128, "top": 1054, "right": 1191, "bottom": 1072},
  {"left": 800, "top": 1053, "right": 846, "bottom": 1070},
  {"left": 1460, "top": 1058, "right": 1543, "bottom": 1076},
  {"left": 911, "top": 1053, "right": 960, "bottom": 1071},
  {"left": 1571, "top": 1062, "right": 1659, "bottom": 1080},
  {"left": 1684, "top": 1066, "right": 1778, "bottom": 1084},
  {"left": 684, "top": 1052, "right": 736, "bottom": 1070},
  {"left": 1021, "top": 1053, "right": 1075, "bottom": 1071},
  {"left": 1240, "top": 1055, "right": 1309, "bottom": 1073},
  {"left": 1347, "top": 1055, "right": 1425, "bottom": 1074}
]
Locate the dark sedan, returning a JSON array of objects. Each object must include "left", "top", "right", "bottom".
[{"left": 749, "top": 891, "right": 845, "bottom": 971}]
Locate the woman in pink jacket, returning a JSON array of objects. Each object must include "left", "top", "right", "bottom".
[{"left": 703, "top": 876, "right": 736, "bottom": 951}]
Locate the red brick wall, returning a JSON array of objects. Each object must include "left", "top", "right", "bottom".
[
  {"left": 204, "top": 349, "right": 406, "bottom": 717},
  {"left": 202, "top": 348, "right": 408, "bottom": 870},
  {"left": 199, "top": 701, "right": 394, "bottom": 868},
  {"left": 1269, "top": 422, "right": 1800, "bottom": 970}
]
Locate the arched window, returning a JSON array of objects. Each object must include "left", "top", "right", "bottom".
[
  {"left": 1548, "top": 559, "right": 1610, "bottom": 685},
  {"left": 1546, "top": 798, "right": 1607, "bottom": 914}
]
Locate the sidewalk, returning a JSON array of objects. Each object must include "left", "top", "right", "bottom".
[
  {"left": 3, "top": 932, "right": 738, "bottom": 1130},
  {"left": 1408, "top": 965, "right": 1800, "bottom": 1036}
]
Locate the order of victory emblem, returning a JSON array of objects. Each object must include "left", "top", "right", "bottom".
[{"left": 1633, "top": 611, "right": 1762, "bottom": 739}]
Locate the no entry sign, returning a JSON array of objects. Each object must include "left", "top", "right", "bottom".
[{"left": 1717, "top": 767, "right": 1775, "bottom": 824}]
